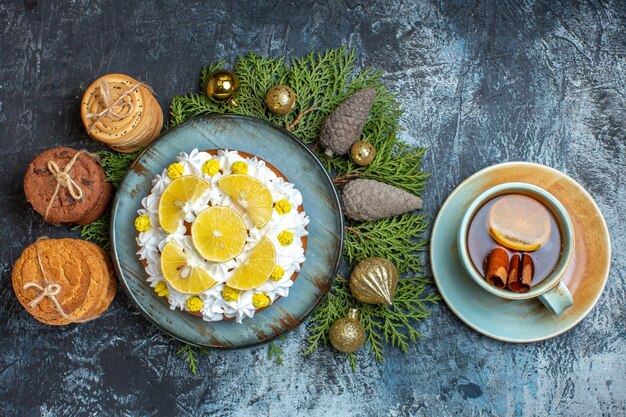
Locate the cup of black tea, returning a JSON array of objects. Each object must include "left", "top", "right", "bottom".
[{"left": 457, "top": 182, "right": 575, "bottom": 315}]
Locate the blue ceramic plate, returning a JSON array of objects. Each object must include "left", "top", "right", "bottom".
[
  {"left": 110, "top": 115, "right": 343, "bottom": 349},
  {"left": 431, "top": 162, "right": 611, "bottom": 343}
]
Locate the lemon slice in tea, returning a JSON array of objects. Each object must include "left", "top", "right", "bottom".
[{"left": 487, "top": 194, "right": 551, "bottom": 252}]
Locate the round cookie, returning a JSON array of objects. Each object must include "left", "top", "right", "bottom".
[
  {"left": 24, "top": 147, "right": 110, "bottom": 225},
  {"left": 74, "top": 240, "right": 117, "bottom": 319},
  {"left": 68, "top": 239, "right": 111, "bottom": 321},
  {"left": 12, "top": 238, "right": 93, "bottom": 325},
  {"left": 89, "top": 245, "right": 117, "bottom": 318},
  {"left": 81, "top": 74, "right": 163, "bottom": 153},
  {"left": 80, "top": 174, "right": 112, "bottom": 225}
]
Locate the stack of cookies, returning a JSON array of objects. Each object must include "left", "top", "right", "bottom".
[
  {"left": 80, "top": 73, "right": 163, "bottom": 153},
  {"left": 12, "top": 238, "right": 117, "bottom": 325},
  {"left": 23, "top": 147, "right": 111, "bottom": 225}
]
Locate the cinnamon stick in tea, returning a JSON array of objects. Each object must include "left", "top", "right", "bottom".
[
  {"left": 484, "top": 248, "right": 509, "bottom": 289},
  {"left": 507, "top": 253, "right": 534, "bottom": 293}
]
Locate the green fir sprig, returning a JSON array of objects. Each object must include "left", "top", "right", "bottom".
[
  {"left": 97, "top": 149, "right": 143, "bottom": 188},
  {"left": 344, "top": 213, "right": 429, "bottom": 274},
  {"left": 77, "top": 47, "right": 437, "bottom": 370},
  {"left": 176, "top": 343, "right": 208, "bottom": 375},
  {"left": 268, "top": 341, "right": 285, "bottom": 365},
  {"left": 72, "top": 212, "right": 111, "bottom": 252}
]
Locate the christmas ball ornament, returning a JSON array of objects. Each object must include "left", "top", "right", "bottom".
[
  {"left": 350, "top": 258, "right": 398, "bottom": 305},
  {"left": 319, "top": 88, "right": 376, "bottom": 157},
  {"left": 342, "top": 179, "right": 423, "bottom": 221},
  {"left": 350, "top": 141, "right": 376, "bottom": 166},
  {"left": 329, "top": 308, "right": 365, "bottom": 353},
  {"left": 206, "top": 69, "right": 239, "bottom": 106},
  {"left": 265, "top": 85, "right": 296, "bottom": 115}
]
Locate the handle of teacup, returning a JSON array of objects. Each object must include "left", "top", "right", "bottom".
[{"left": 538, "top": 281, "right": 573, "bottom": 315}]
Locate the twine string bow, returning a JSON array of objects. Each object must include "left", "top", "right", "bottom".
[
  {"left": 22, "top": 238, "right": 72, "bottom": 321},
  {"left": 85, "top": 79, "right": 144, "bottom": 132},
  {"left": 43, "top": 150, "right": 88, "bottom": 221}
]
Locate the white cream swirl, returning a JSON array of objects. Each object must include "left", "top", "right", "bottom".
[{"left": 136, "top": 149, "right": 309, "bottom": 323}]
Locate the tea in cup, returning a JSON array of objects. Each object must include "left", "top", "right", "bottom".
[{"left": 457, "top": 182, "right": 575, "bottom": 315}]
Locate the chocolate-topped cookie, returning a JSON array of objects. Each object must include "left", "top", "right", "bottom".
[{"left": 23, "top": 147, "right": 111, "bottom": 224}]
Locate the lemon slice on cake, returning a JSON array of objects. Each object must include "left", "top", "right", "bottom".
[
  {"left": 217, "top": 174, "right": 273, "bottom": 228},
  {"left": 191, "top": 206, "right": 247, "bottom": 262},
  {"left": 160, "top": 240, "right": 217, "bottom": 294},
  {"left": 159, "top": 175, "right": 211, "bottom": 233},
  {"left": 226, "top": 236, "right": 276, "bottom": 290}
]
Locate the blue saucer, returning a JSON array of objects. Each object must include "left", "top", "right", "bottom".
[{"left": 430, "top": 162, "right": 611, "bottom": 342}]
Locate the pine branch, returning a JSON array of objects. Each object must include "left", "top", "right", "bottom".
[
  {"left": 268, "top": 341, "right": 284, "bottom": 365},
  {"left": 97, "top": 149, "right": 142, "bottom": 188},
  {"left": 343, "top": 213, "right": 429, "bottom": 274},
  {"left": 347, "top": 353, "right": 358, "bottom": 372},
  {"left": 74, "top": 149, "right": 142, "bottom": 251},
  {"left": 176, "top": 343, "right": 208, "bottom": 375},
  {"left": 72, "top": 211, "right": 111, "bottom": 251}
]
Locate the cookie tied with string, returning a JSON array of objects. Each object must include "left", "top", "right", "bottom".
[
  {"left": 23, "top": 147, "right": 111, "bottom": 225},
  {"left": 12, "top": 238, "right": 116, "bottom": 326},
  {"left": 80, "top": 73, "right": 163, "bottom": 153}
]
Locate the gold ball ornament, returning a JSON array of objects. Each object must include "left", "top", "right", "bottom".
[
  {"left": 350, "top": 257, "right": 398, "bottom": 305},
  {"left": 350, "top": 141, "right": 376, "bottom": 166},
  {"left": 329, "top": 308, "right": 365, "bottom": 353},
  {"left": 206, "top": 69, "right": 240, "bottom": 106},
  {"left": 264, "top": 85, "right": 296, "bottom": 115}
]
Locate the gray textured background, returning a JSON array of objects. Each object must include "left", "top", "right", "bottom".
[{"left": 1, "top": 1, "right": 624, "bottom": 416}]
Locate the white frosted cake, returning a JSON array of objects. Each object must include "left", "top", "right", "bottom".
[{"left": 135, "top": 149, "right": 309, "bottom": 323}]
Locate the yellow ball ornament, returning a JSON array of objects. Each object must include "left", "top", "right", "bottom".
[
  {"left": 206, "top": 69, "right": 239, "bottom": 106},
  {"left": 264, "top": 85, "right": 296, "bottom": 115},
  {"left": 350, "top": 257, "right": 398, "bottom": 305},
  {"left": 329, "top": 308, "right": 365, "bottom": 353},
  {"left": 350, "top": 141, "right": 376, "bottom": 166}
]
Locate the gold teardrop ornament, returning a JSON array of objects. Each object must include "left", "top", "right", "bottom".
[{"left": 349, "top": 257, "right": 398, "bottom": 305}]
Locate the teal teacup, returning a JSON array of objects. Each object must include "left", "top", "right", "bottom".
[{"left": 457, "top": 182, "right": 575, "bottom": 315}]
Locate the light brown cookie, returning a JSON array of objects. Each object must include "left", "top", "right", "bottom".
[
  {"left": 75, "top": 241, "right": 117, "bottom": 319},
  {"left": 81, "top": 74, "right": 163, "bottom": 153},
  {"left": 68, "top": 239, "right": 111, "bottom": 321},
  {"left": 12, "top": 238, "right": 92, "bottom": 325}
]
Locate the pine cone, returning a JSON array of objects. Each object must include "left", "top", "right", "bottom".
[
  {"left": 319, "top": 88, "right": 376, "bottom": 157},
  {"left": 342, "top": 179, "right": 423, "bottom": 221}
]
